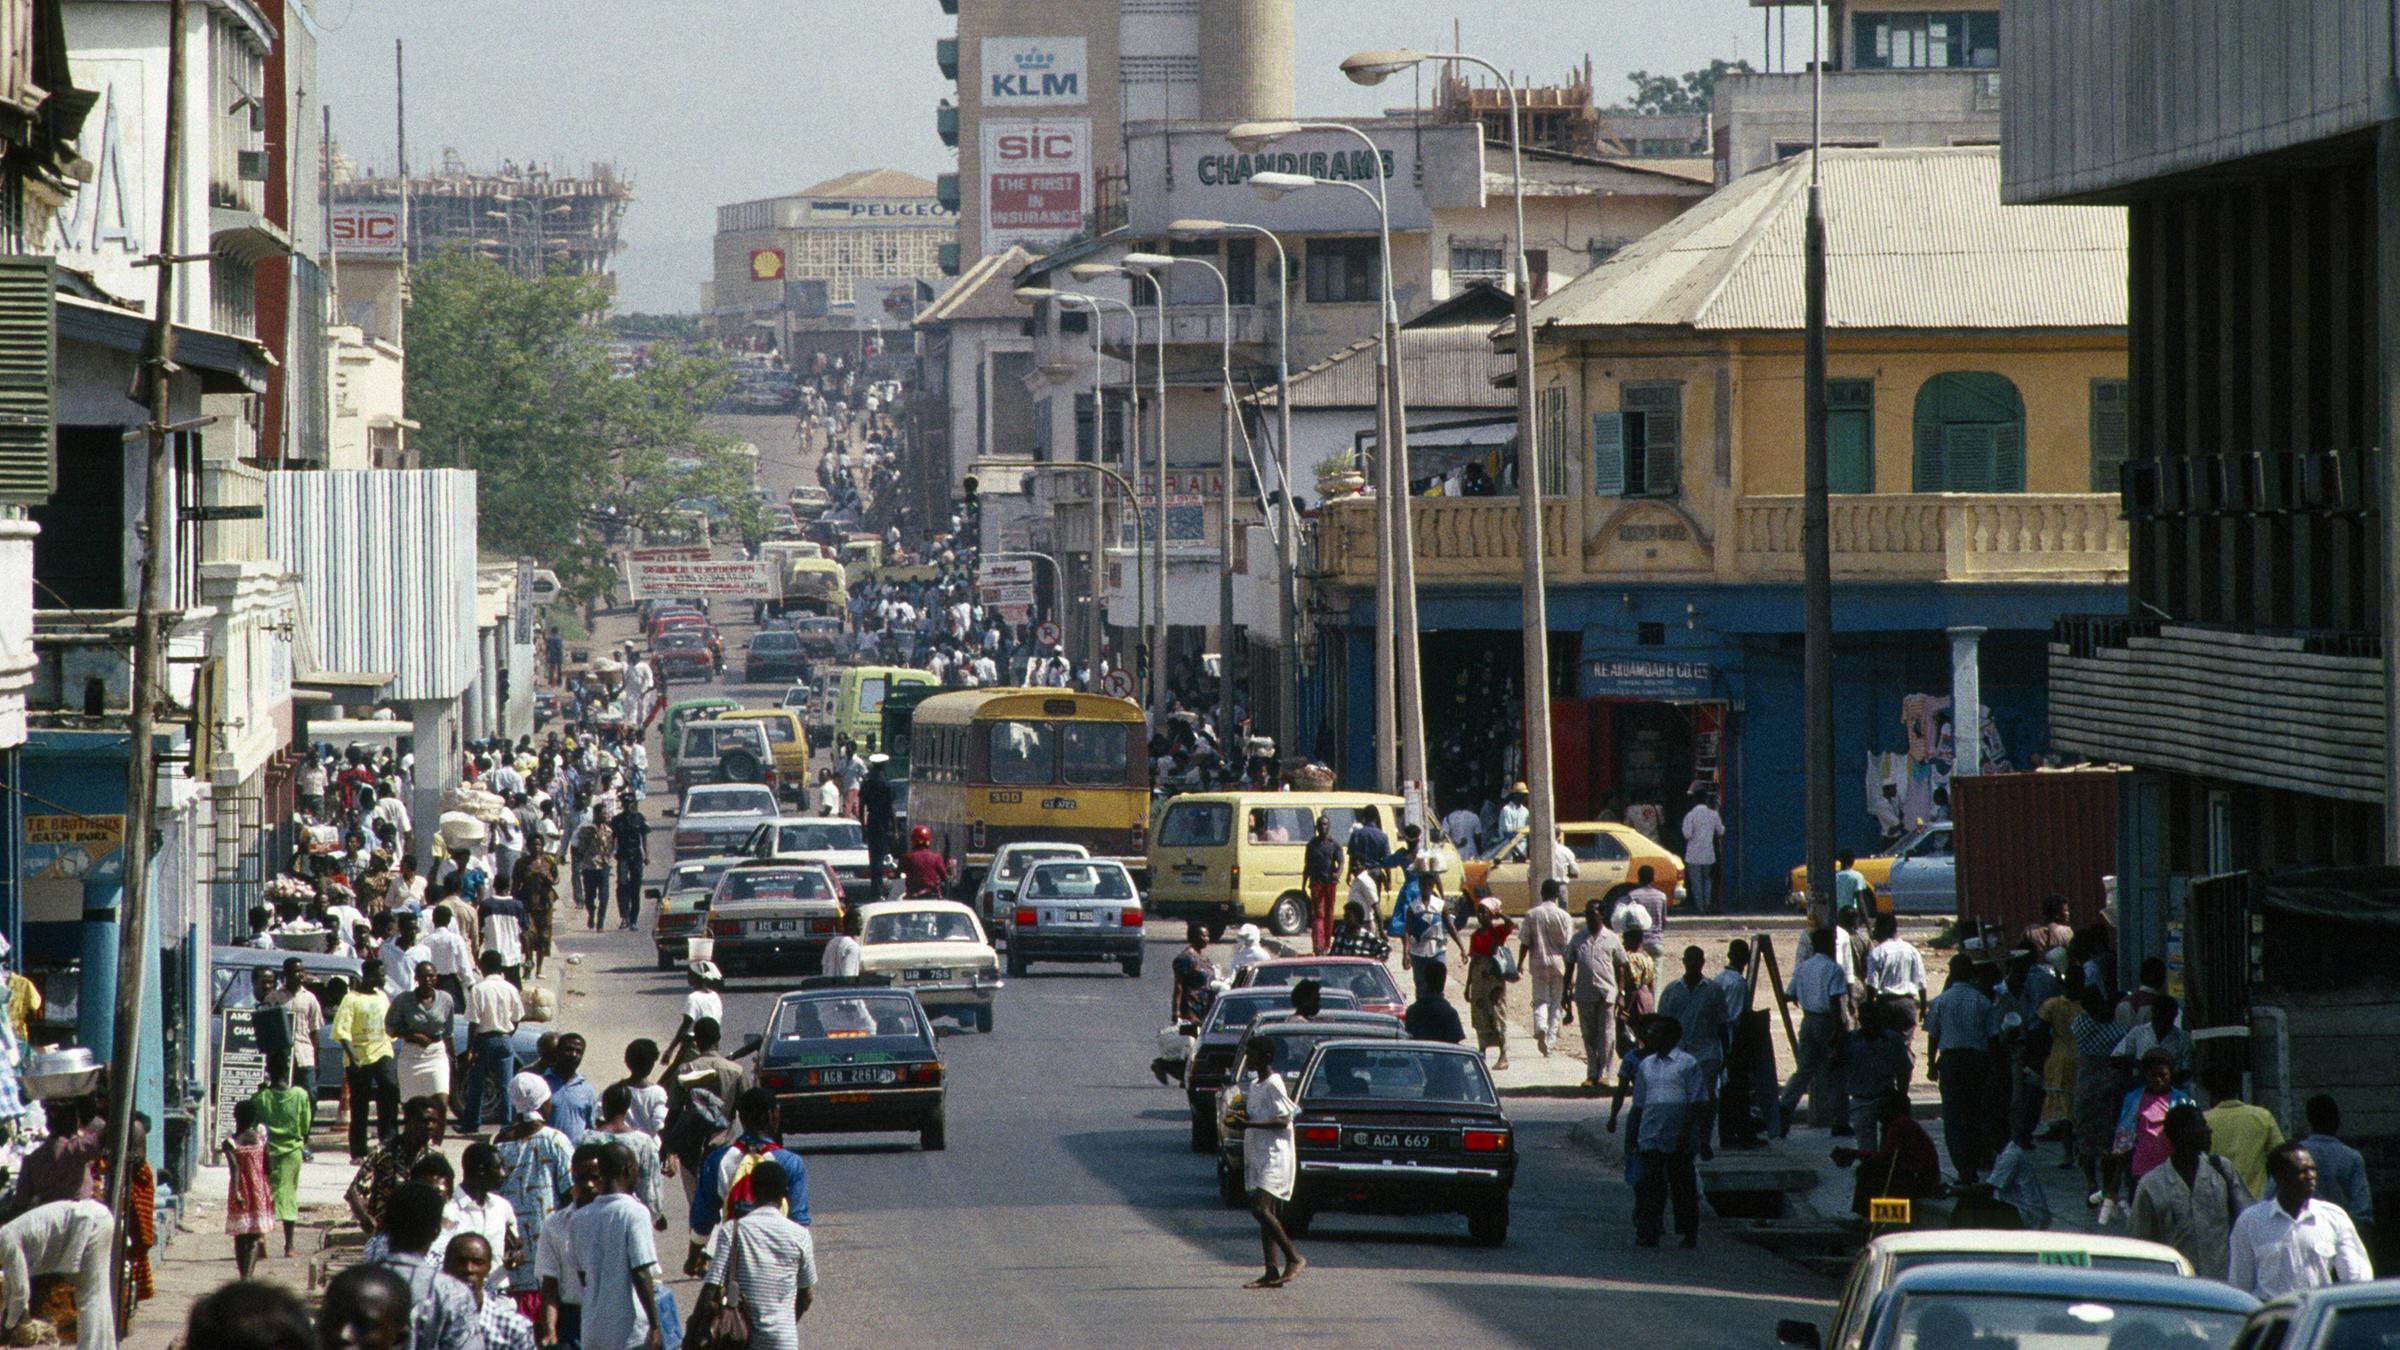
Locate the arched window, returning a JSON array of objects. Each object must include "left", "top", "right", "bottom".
[{"left": 1912, "top": 372, "right": 2025, "bottom": 493}]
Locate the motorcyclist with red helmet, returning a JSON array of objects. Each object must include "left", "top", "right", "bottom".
[{"left": 899, "top": 825, "right": 953, "bottom": 898}]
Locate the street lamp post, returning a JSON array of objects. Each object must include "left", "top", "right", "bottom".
[
  {"left": 1071, "top": 262, "right": 1171, "bottom": 724},
  {"left": 1167, "top": 218, "right": 1296, "bottom": 761},
  {"left": 1014, "top": 286, "right": 1146, "bottom": 684},
  {"left": 1335, "top": 47, "right": 1556, "bottom": 884},
  {"left": 1242, "top": 156, "right": 1416, "bottom": 798},
  {"left": 1122, "top": 250, "right": 1238, "bottom": 759},
  {"left": 1011, "top": 461, "right": 1147, "bottom": 697}
]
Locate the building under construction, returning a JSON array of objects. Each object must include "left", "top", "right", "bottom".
[
  {"left": 1429, "top": 57, "right": 1709, "bottom": 159},
  {"left": 333, "top": 150, "right": 633, "bottom": 284}
]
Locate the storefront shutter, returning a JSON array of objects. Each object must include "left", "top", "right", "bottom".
[
  {"left": 0, "top": 256, "right": 55, "bottom": 504},
  {"left": 1591, "top": 412, "right": 1625, "bottom": 495}
]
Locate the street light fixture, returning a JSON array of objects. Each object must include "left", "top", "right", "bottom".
[
  {"left": 1224, "top": 126, "right": 1423, "bottom": 804},
  {"left": 1118, "top": 251, "right": 1241, "bottom": 755},
  {"left": 1012, "top": 286, "right": 1147, "bottom": 683},
  {"left": 1330, "top": 45, "right": 1559, "bottom": 883},
  {"left": 1171, "top": 217, "right": 1299, "bottom": 757},
  {"left": 1068, "top": 262, "right": 1171, "bottom": 723}
]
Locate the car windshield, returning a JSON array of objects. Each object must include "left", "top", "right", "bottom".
[
  {"left": 864, "top": 910, "right": 982, "bottom": 944},
  {"left": 669, "top": 861, "right": 735, "bottom": 894},
  {"left": 719, "top": 868, "right": 836, "bottom": 903},
  {"left": 1255, "top": 1027, "right": 1395, "bottom": 1076},
  {"left": 1160, "top": 802, "right": 1232, "bottom": 847},
  {"left": 1022, "top": 862, "right": 1136, "bottom": 900},
  {"left": 771, "top": 994, "right": 922, "bottom": 1041},
  {"left": 777, "top": 821, "right": 865, "bottom": 852},
  {"left": 1567, "top": 830, "right": 1632, "bottom": 862},
  {"left": 1302, "top": 1046, "right": 1497, "bottom": 1107},
  {"left": 687, "top": 787, "right": 775, "bottom": 815},
  {"left": 1886, "top": 1252, "right": 2185, "bottom": 1279},
  {"left": 1900, "top": 826, "right": 1954, "bottom": 859},
  {"left": 1243, "top": 963, "right": 1398, "bottom": 1005},
  {"left": 1885, "top": 1293, "right": 2244, "bottom": 1350},
  {"left": 997, "top": 846, "right": 1083, "bottom": 880},
  {"left": 753, "top": 633, "right": 798, "bottom": 650},
  {"left": 1205, "top": 992, "right": 1296, "bottom": 1034}
]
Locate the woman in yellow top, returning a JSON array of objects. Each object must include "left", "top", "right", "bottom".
[{"left": 2036, "top": 967, "right": 2086, "bottom": 1136}]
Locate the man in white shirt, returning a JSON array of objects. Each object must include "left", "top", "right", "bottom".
[
  {"left": 1679, "top": 794, "right": 1724, "bottom": 914},
  {"left": 438, "top": 1143, "right": 519, "bottom": 1301},
  {"left": 2227, "top": 1142, "right": 2374, "bottom": 1297},
  {"left": 1862, "top": 913, "right": 1929, "bottom": 1026},
  {"left": 366, "top": 785, "right": 415, "bottom": 859},
  {"left": 459, "top": 951, "right": 527, "bottom": 1132},
  {"left": 1778, "top": 927, "right": 1851, "bottom": 1133},
  {"left": 422, "top": 906, "right": 477, "bottom": 1009},
  {"left": 1440, "top": 805, "right": 1481, "bottom": 857},
  {"left": 822, "top": 911, "right": 864, "bottom": 978},
  {"left": 1497, "top": 783, "right": 1530, "bottom": 837},
  {"left": 0, "top": 1199, "right": 112, "bottom": 1350}
]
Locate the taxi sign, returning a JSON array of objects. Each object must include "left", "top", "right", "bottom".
[
  {"left": 1868, "top": 1198, "right": 1912, "bottom": 1225},
  {"left": 2038, "top": 1249, "right": 2093, "bottom": 1268}
]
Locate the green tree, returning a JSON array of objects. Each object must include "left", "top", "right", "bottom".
[
  {"left": 1622, "top": 58, "right": 1755, "bottom": 116},
  {"left": 405, "top": 250, "right": 752, "bottom": 598}
]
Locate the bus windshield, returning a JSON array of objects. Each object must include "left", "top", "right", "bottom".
[{"left": 1059, "top": 722, "right": 1129, "bottom": 784}]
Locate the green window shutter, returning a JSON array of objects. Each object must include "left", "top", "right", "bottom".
[
  {"left": 1591, "top": 412, "right": 1625, "bottom": 495},
  {"left": 1992, "top": 419, "right": 2025, "bottom": 491},
  {"left": 2090, "top": 378, "right": 2129, "bottom": 493},
  {"left": 0, "top": 258, "right": 56, "bottom": 505},
  {"left": 1622, "top": 383, "right": 1683, "bottom": 496},
  {"left": 1913, "top": 415, "right": 1946, "bottom": 491},
  {"left": 1826, "top": 379, "right": 1874, "bottom": 493},
  {"left": 1944, "top": 425, "right": 1996, "bottom": 492}
]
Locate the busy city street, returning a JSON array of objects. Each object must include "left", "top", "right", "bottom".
[{"left": 0, "top": 1, "right": 2388, "bottom": 1348}]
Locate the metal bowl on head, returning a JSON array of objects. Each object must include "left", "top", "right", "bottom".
[{"left": 22, "top": 1046, "right": 101, "bottom": 1101}]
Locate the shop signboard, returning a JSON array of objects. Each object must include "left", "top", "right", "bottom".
[
  {"left": 624, "top": 558, "right": 778, "bottom": 600},
  {"left": 213, "top": 1007, "right": 265, "bottom": 1142},
  {"left": 628, "top": 544, "right": 712, "bottom": 563},
  {"left": 983, "top": 118, "right": 1089, "bottom": 252},
  {"left": 330, "top": 203, "right": 403, "bottom": 258},
  {"left": 1583, "top": 657, "right": 1715, "bottom": 700},
  {"left": 980, "top": 37, "right": 1087, "bottom": 107},
  {"left": 21, "top": 813, "right": 126, "bottom": 884},
  {"left": 853, "top": 278, "right": 924, "bottom": 331}
]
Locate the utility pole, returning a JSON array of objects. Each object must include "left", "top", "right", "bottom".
[
  {"left": 1386, "top": 277, "right": 1427, "bottom": 826},
  {"left": 394, "top": 40, "right": 409, "bottom": 259},
  {"left": 1801, "top": 0, "right": 1837, "bottom": 909},
  {"left": 106, "top": 0, "right": 187, "bottom": 1330}
]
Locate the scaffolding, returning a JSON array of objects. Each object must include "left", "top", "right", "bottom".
[
  {"left": 1430, "top": 58, "right": 1709, "bottom": 159},
  {"left": 334, "top": 149, "right": 633, "bottom": 285}
]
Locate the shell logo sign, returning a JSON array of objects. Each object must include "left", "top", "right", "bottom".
[{"left": 750, "top": 249, "right": 786, "bottom": 282}]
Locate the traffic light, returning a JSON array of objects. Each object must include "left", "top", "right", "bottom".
[{"left": 962, "top": 473, "right": 979, "bottom": 508}]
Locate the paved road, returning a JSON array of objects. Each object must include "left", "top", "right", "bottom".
[{"left": 558, "top": 599, "right": 1839, "bottom": 1346}]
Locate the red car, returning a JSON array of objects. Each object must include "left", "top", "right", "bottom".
[
  {"left": 1230, "top": 956, "right": 1406, "bottom": 1019},
  {"left": 651, "top": 630, "right": 717, "bottom": 682}
]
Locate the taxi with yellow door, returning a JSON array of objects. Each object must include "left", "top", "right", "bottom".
[{"left": 1460, "top": 822, "right": 1684, "bottom": 917}]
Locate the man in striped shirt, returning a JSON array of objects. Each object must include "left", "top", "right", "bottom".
[
  {"left": 444, "top": 1232, "right": 535, "bottom": 1350},
  {"left": 696, "top": 1160, "right": 816, "bottom": 1350}
]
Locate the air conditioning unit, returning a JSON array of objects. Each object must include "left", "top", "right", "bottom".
[{"left": 237, "top": 149, "right": 268, "bottom": 182}]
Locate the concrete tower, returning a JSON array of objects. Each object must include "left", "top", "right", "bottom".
[{"left": 1196, "top": 0, "right": 1293, "bottom": 123}]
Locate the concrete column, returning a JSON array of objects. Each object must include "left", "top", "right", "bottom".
[
  {"left": 482, "top": 629, "right": 503, "bottom": 740},
  {"left": 1948, "top": 625, "right": 1986, "bottom": 777},
  {"left": 410, "top": 698, "right": 460, "bottom": 868}
]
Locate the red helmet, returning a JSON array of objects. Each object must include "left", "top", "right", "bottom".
[{"left": 910, "top": 825, "right": 932, "bottom": 848}]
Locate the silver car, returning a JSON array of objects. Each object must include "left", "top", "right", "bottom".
[
  {"left": 673, "top": 783, "right": 781, "bottom": 860},
  {"left": 1005, "top": 858, "right": 1143, "bottom": 978},
  {"left": 971, "top": 841, "right": 1090, "bottom": 936}
]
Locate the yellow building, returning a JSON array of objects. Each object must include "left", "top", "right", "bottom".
[{"left": 1307, "top": 146, "right": 2131, "bottom": 909}]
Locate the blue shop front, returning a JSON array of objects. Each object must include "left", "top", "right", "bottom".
[{"left": 1313, "top": 578, "right": 2102, "bottom": 911}]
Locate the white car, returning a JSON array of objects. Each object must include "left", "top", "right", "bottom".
[
  {"left": 970, "top": 841, "right": 1091, "bottom": 935},
  {"left": 1779, "top": 1229, "right": 2194, "bottom": 1350},
  {"left": 743, "top": 816, "right": 875, "bottom": 900},
  {"left": 673, "top": 783, "right": 782, "bottom": 860},
  {"left": 854, "top": 899, "right": 1003, "bottom": 1032}
]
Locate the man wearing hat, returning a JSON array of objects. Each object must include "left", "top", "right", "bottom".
[{"left": 1498, "top": 782, "right": 1531, "bottom": 837}]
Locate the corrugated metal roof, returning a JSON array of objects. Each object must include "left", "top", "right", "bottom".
[
  {"left": 266, "top": 470, "right": 480, "bottom": 703},
  {"left": 915, "top": 246, "right": 1034, "bottom": 326},
  {"left": 794, "top": 168, "right": 939, "bottom": 199},
  {"left": 1252, "top": 324, "right": 1512, "bottom": 411},
  {"left": 1526, "top": 147, "right": 2127, "bottom": 334}
]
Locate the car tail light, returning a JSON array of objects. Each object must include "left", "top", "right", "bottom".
[
  {"left": 1120, "top": 908, "right": 1142, "bottom": 927},
  {"left": 970, "top": 820, "right": 987, "bottom": 850},
  {"left": 757, "top": 1071, "right": 787, "bottom": 1091},
  {"left": 1301, "top": 1125, "right": 1340, "bottom": 1145},
  {"left": 906, "top": 1062, "right": 944, "bottom": 1084},
  {"left": 1014, "top": 907, "right": 1036, "bottom": 927},
  {"left": 1462, "top": 1129, "right": 1509, "bottom": 1153},
  {"left": 1131, "top": 819, "right": 1147, "bottom": 851},
  {"left": 710, "top": 920, "right": 741, "bottom": 937},
  {"left": 674, "top": 831, "right": 701, "bottom": 849}
]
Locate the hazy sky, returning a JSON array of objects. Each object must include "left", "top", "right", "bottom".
[{"left": 317, "top": 1, "right": 1765, "bottom": 312}]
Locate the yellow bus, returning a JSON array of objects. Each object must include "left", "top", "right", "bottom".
[{"left": 907, "top": 688, "right": 1150, "bottom": 892}]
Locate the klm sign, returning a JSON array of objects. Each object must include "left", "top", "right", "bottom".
[{"left": 981, "top": 37, "right": 1087, "bottom": 108}]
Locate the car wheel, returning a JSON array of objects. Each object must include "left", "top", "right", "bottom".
[
  {"left": 1468, "top": 1202, "right": 1509, "bottom": 1247},
  {"left": 1280, "top": 1201, "right": 1313, "bottom": 1236},
  {"left": 1121, "top": 956, "right": 1143, "bottom": 978},
  {"left": 973, "top": 1005, "right": 993, "bottom": 1034},
  {"left": 1217, "top": 1159, "right": 1245, "bottom": 1209},
  {"left": 1265, "top": 892, "right": 1308, "bottom": 938},
  {"left": 1007, "top": 948, "right": 1027, "bottom": 978},
  {"left": 920, "top": 1112, "right": 946, "bottom": 1151},
  {"left": 1189, "top": 1110, "right": 1216, "bottom": 1153}
]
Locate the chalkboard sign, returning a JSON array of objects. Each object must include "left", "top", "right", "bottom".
[{"left": 212, "top": 1008, "right": 265, "bottom": 1144}]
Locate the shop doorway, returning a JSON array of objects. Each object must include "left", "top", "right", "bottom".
[{"left": 1552, "top": 698, "right": 1728, "bottom": 845}]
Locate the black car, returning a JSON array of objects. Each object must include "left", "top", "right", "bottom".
[
  {"left": 1184, "top": 991, "right": 1362, "bottom": 1153},
  {"left": 750, "top": 983, "right": 947, "bottom": 1150},
  {"left": 1213, "top": 1015, "right": 1406, "bottom": 1206},
  {"left": 1287, "top": 1039, "right": 1516, "bottom": 1245},
  {"left": 744, "top": 629, "right": 810, "bottom": 684}
]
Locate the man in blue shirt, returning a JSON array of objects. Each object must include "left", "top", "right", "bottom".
[
  {"left": 543, "top": 1032, "right": 600, "bottom": 1138},
  {"left": 687, "top": 1087, "right": 810, "bottom": 1275}
]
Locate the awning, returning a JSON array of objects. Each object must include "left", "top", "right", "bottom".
[{"left": 58, "top": 295, "right": 271, "bottom": 395}]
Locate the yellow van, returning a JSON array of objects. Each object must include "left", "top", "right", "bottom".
[
  {"left": 717, "top": 708, "right": 811, "bottom": 803},
  {"left": 834, "top": 665, "right": 937, "bottom": 754},
  {"left": 1146, "top": 791, "right": 1462, "bottom": 938}
]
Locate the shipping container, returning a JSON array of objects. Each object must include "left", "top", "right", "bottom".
[{"left": 1951, "top": 769, "right": 2122, "bottom": 944}]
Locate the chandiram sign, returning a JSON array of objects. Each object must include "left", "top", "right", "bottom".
[{"left": 982, "top": 37, "right": 1087, "bottom": 106}]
